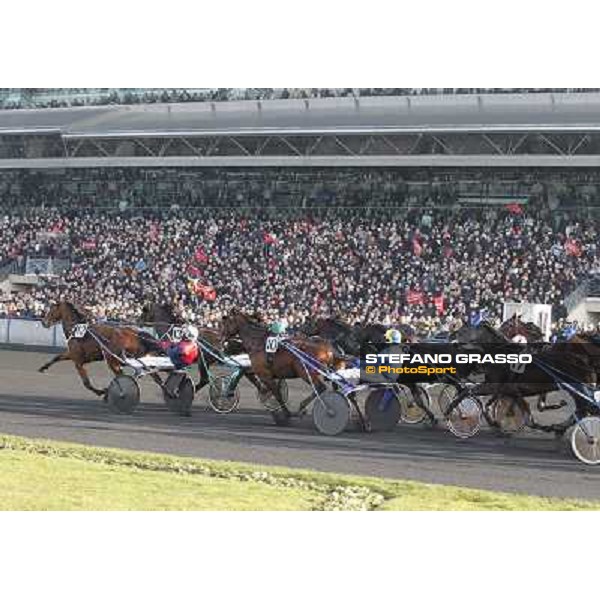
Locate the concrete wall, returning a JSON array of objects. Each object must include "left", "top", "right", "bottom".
[{"left": 0, "top": 318, "right": 66, "bottom": 348}]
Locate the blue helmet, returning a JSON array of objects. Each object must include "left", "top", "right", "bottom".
[{"left": 385, "top": 329, "right": 402, "bottom": 344}]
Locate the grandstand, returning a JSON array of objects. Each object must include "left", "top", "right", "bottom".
[
  {"left": 2, "top": 88, "right": 598, "bottom": 110},
  {"left": 2, "top": 88, "right": 600, "bottom": 334}
]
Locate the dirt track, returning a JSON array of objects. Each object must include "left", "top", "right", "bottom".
[{"left": 1, "top": 349, "right": 599, "bottom": 500}]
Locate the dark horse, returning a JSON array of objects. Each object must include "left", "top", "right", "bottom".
[
  {"left": 454, "top": 321, "right": 598, "bottom": 433},
  {"left": 301, "top": 317, "right": 433, "bottom": 424},
  {"left": 300, "top": 316, "right": 414, "bottom": 357},
  {"left": 39, "top": 300, "right": 161, "bottom": 397},
  {"left": 499, "top": 315, "right": 545, "bottom": 343},
  {"left": 140, "top": 302, "right": 184, "bottom": 338},
  {"left": 140, "top": 302, "right": 263, "bottom": 397},
  {"left": 221, "top": 310, "right": 356, "bottom": 426}
]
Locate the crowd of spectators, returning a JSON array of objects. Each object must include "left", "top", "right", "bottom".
[
  {"left": 1, "top": 88, "right": 599, "bottom": 110},
  {"left": 1, "top": 203, "right": 598, "bottom": 337}
]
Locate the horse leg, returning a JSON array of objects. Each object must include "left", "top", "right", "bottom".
[
  {"left": 243, "top": 371, "right": 263, "bottom": 392},
  {"left": 74, "top": 362, "right": 107, "bottom": 397},
  {"left": 262, "top": 377, "right": 291, "bottom": 425},
  {"left": 297, "top": 372, "right": 327, "bottom": 416},
  {"left": 105, "top": 355, "right": 122, "bottom": 376},
  {"left": 39, "top": 351, "right": 71, "bottom": 373}
]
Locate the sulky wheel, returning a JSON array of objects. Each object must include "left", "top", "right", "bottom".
[
  {"left": 571, "top": 416, "right": 600, "bottom": 465},
  {"left": 312, "top": 391, "right": 351, "bottom": 436},
  {"left": 163, "top": 372, "right": 195, "bottom": 416},
  {"left": 107, "top": 374, "right": 140, "bottom": 415},
  {"left": 208, "top": 375, "right": 241, "bottom": 414},
  {"left": 365, "top": 388, "right": 401, "bottom": 432},
  {"left": 437, "top": 384, "right": 460, "bottom": 416},
  {"left": 445, "top": 392, "right": 482, "bottom": 439},
  {"left": 491, "top": 396, "right": 529, "bottom": 435},
  {"left": 399, "top": 384, "right": 431, "bottom": 425}
]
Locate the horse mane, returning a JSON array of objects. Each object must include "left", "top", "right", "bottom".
[
  {"left": 480, "top": 320, "right": 511, "bottom": 341},
  {"left": 63, "top": 300, "right": 91, "bottom": 322}
]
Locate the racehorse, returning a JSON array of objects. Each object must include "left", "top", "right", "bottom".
[
  {"left": 300, "top": 317, "right": 414, "bottom": 358},
  {"left": 221, "top": 310, "right": 357, "bottom": 426},
  {"left": 140, "top": 302, "right": 265, "bottom": 398},
  {"left": 499, "top": 315, "right": 545, "bottom": 343},
  {"left": 140, "top": 301, "right": 185, "bottom": 337},
  {"left": 299, "top": 317, "right": 363, "bottom": 357},
  {"left": 454, "top": 321, "right": 597, "bottom": 432},
  {"left": 39, "top": 300, "right": 161, "bottom": 397}
]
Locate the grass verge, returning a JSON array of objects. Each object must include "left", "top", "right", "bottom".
[{"left": 0, "top": 435, "right": 598, "bottom": 511}]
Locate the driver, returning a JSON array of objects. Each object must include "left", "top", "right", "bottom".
[
  {"left": 167, "top": 324, "right": 200, "bottom": 369},
  {"left": 268, "top": 319, "right": 288, "bottom": 336},
  {"left": 384, "top": 328, "right": 402, "bottom": 344}
]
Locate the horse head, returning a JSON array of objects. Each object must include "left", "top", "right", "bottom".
[
  {"left": 41, "top": 301, "right": 63, "bottom": 329},
  {"left": 221, "top": 310, "right": 247, "bottom": 339},
  {"left": 41, "top": 300, "right": 86, "bottom": 330},
  {"left": 452, "top": 320, "right": 504, "bottom": 346}
]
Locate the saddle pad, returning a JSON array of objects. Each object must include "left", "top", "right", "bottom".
[
  {"left": 124, "top": 356, "right": 175, "bottom": 370},
  {"left": 227, "top": 354, "right": 252, "bottom": 368},
  {"left": 335, "top": 368, "right": 361, "bottom": 384}
]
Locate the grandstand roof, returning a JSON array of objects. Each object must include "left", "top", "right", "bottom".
[{"left": 3, "top": 93, "right": 600, "bottom": 138}]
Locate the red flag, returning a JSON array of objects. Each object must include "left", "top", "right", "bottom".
[
  {"left": 194, "top": 246, "right": 208, "bottom": 264},
  {"left": 412, "top": 237, "right": 423, "bottom": 257},
  {"left": 149, "top": 224, "right": 160, "bottom": 241},
  {"left": 565, "top": 239, "right": 582, "bottom": 257},
  {"left": 407, "top": 289, "right": 424, "bottom": 305},
  {"left": 507, "top": 203, "right": 523, "bottom": 215},
  {"left": 187, "top": 265, "right": 202, "bottom": 278}
]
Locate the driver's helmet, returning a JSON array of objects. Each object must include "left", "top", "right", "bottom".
[
  {"left": 385, "top": 328, "right": 402, "bottom": 344},
  {"left": 269, "top": 320, "right": 288, "bottom": 335},
  {"left": 181, "top": 324, "right": 199, "bottom": 341}
]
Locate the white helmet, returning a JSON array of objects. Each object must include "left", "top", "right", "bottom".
[{"left": 182, "top": 324, "right": 199, "bottom": 341}]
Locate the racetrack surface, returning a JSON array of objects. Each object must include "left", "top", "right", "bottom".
[{"left": 1, "top": 349, "right": 599, "bottom": 501}]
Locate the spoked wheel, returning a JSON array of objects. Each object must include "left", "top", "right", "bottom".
[
  {"left": 107, "top": 374, "right": 140, "bottom": 415},
  {"left": 446, "top": 391, "right": 482, "bottom": 439},
  {"left": 437, "top": 384, "right": 460, "bottom": 416},
  {"left": 208, "top": 375, "right": 241, "bottom": 414},
  {"left": 313, "top": 391, "right": 351, "bottom": 436},
  {"left": 365, "top": 388, "right": 401, "bottom": 432},
  {"left": 163, "top": 372, "right": 195, "bottom": 415},
  {"left": 399, "top": 384, "right": 432, "bottom": 425},
  {"left": 571, "top": 416, "right": 600, "bottom": 465},
  {"left": 490, "top": 396, "right": 529, "bottom": 435}
]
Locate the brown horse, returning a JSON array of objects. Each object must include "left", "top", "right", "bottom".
[
  {"left": 221, "top": 310, "right": 355, "bottom": 426},
  {"left": 39, "top": 301, "right": 160, "bottom": 397}
]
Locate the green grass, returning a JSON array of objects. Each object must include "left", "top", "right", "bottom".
[
  {"left": 0, "top": 435, "right": 598, "bottom": 511},
  {"left": 0, "top": 450, "right": 320, "bottom": 511}
]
